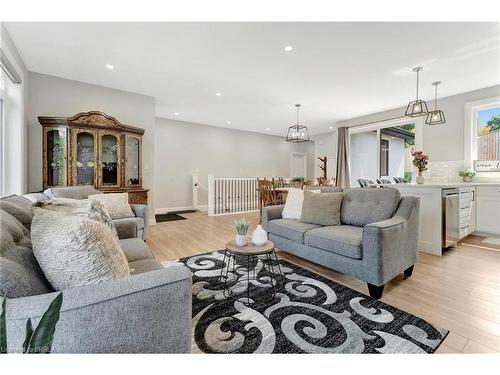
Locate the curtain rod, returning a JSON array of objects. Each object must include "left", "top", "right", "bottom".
[{"left": 345, "top": 115, "right": 409, "bottom": 129}]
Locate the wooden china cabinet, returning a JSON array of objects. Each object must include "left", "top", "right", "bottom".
[{"left": 39, "top": 111, "right": 148, "bottom": 204}]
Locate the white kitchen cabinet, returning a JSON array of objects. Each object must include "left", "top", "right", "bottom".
[{"left": 475, "top": 186, "right": 500, "bottom": 236}]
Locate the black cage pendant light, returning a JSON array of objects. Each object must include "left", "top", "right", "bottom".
[
  {"left": 286, "top": 104, "right": 310, "bottom": 143},
  {"left": 405, "top": 67, "right": 428, "bottom": 117},
  {"left": 425, "top": 81, "right": 446, "bottom": 125}
]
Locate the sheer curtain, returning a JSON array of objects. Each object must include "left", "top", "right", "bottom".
[{"left": 335, "top": 126, "right": 351, "bottom": 188}]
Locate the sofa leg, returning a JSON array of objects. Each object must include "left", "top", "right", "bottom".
[
  {"left": 367, "top": 283, "right": 385, "bottom": 299},
  {"left": 403, "top": 265, "right": 414, "bottom": 280}
]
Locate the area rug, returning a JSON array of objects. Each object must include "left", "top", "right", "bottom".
[
  {"left": 155, "top": 213, "right": 187, "bottom": 222},
  {"left": 162, "top": 250, "right": 448, "bottom": 354}
]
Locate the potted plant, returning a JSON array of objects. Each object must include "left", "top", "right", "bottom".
[
  {"left": 292, "top": 177, "right": 304, "bottom": 188},
  {"left": 234, "top": 219, "right": 250, "bottom": 247},
  {"left": 459, "top": 170, "right": 475, "bottom": 183},
  {"left": 411, "top": 149, "right": 429, "bottom": 184}
]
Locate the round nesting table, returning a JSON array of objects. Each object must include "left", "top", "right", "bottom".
[{"left": 219, "top": 240, "right": 283, "bottom": 304}]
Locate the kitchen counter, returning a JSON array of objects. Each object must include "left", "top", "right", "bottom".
[{"left": 381, "top": 182, "right": 500, "bottom": 188}]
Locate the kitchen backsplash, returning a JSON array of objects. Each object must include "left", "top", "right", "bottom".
[{"left": 420, "top": 160, "right": 500, "bottom": 183}]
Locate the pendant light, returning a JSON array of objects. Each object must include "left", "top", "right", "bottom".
[
  {"left": 425, "top": 81, "right": 446, "bottom": 125},
  {"left": 405, "top": 67, "right": 428, "bottom": 117},
  {"left": 286, "top": 104, "right": 310, "bottom": 143}
]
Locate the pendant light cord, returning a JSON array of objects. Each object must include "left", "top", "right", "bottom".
[
  {"left": 416, "top": 69, "right": 419, "bottom": 100},
  {"left": 296, "top": 106, "right": 299, "bottom": 125},
  {"left": 434, "top": 84, "right": 438, "bottom": 111}
]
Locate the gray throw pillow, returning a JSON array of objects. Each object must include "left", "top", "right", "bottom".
[
  {"left": 300, "top": 190, "right": 343, "bottom": 226},
  {"left": 31, "top": 208, "right": 130, "bottom": 291}
]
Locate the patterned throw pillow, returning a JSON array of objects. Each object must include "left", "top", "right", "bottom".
[
  {"left": 88, "top": 193, "right": 135, "bottom": 220},
  {"left": 31, "top": 209, "right": 130, "bottom": 291}
]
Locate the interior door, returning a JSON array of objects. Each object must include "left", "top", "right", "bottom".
[{"left": 291, "top": 153, "right": 307, "bottom": 178}]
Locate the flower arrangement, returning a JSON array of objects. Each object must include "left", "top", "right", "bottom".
[
  {"left": 411, "top": 150, "right": 429, "bottom": 173},
  {"left": 234, "top": 219, "right": 250, "bottom": 235}
]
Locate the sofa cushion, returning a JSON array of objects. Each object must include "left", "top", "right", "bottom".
[
  {"left": 0, "top": 195, "right": 34, "bottom": 229},
  {"left": 300, "top": 190, "right": 342, "bottom": 226},
  {"left": 0, "top": 210, "right": 53, "bottom": 298},
  {"left": 305, "top": 225, "right": 363, "bottom": 260},
  {"left": 267, "top": 218, "right": 321, "bottom": 244},
  {"left": 340, "top": 188, "right": 401, "bottom": 227},
  {"left": 120, "top": 238, "right": 153, "bottom": 262},
  {"left": 31, "top": 208, "right": 130, "bottom": 291},
  {"left": 44, "top": 186, "right": 101, "bottom": 200},
  {"left": 129, "top": 259, "right": 163, "bottom": 275},
  {"left": 304, "top": 186, "right": 342, "bottom": 193},
  {"left": 113, "top": 217, "right": 144, "bottom": 239}
]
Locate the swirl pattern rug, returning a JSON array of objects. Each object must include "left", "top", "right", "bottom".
[{"left": 162, "top": 250, "right": 448, "bottom": 354}]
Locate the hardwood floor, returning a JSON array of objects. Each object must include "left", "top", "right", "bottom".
[{"left": 147, "top": 210, "right": 500, "bottom": 354}]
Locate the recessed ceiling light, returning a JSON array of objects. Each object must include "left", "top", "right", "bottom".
[
  {"left": 174, "top": 112, "right": 179, "bottom": 116},
  {"left": 105, "top": 64, "right": 114, "bottom": 70},
  {"left": 329, "top": 126, "right": 333, "bottom": 130},
  {"left": 284, "top": 45, "right": 293, "bottom": 52},
  {"left": 227, "top": 121, "right": 231, "bottom": 125},
  {"left": 215, "top": 92, "right": 222, "bottom": 97},
  {"left": 266, "top": 128, "right": 270, "bottom": 131}
]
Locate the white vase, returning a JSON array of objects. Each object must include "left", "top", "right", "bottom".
[
  {"left": 235, "top": 234, "right": 247, "bottom": 247},
  {"left": 416, "top": 171, "right": 424, "bottom": 184},
  {"left": 251, "top": 225, "right": 268, "bottom": 246}
]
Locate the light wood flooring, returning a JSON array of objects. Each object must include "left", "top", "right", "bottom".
[{"left": 147, "top": 211, "right": 500, "bottom": 354}]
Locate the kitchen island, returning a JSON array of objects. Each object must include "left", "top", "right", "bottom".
[{"left": 391, "top": 182, "right": 500, "bottom": 256}]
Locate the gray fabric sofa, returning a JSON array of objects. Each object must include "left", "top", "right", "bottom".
[
  {"left": 0, "top": 195, "right": 192, "bottom": 353},
  {"left": 24, "top": 186, "right": 149, "bottom": 241},
  {"left": 262, "top": 187, "right": 419, "bottom": 298}
]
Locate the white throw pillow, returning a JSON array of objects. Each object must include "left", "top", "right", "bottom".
[
  {"left": 282, "top": 188, "right": 321, "bottom": 219},
  {"left": 31, "top": 208, "right": 130, "bottom": 291},
  {"left": 88, "top": 193, "right": 135, "bottom": 220}
]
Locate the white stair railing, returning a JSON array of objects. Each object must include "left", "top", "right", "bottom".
[{"left": 207, "top": 174, "right": 259, "bottom": 216}]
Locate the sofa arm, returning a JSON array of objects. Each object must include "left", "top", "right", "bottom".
[
  {"left": 362, "top": 196, "right": 420, "bottom": 285},
  {"left": 6, "top": 266, "right": 192, "bottom": 353},
  {"left": 131, "top": 204, "right": 149, "bottom": 240},
  {"left": 261, "top": 205, "right": 284, "bottom": 231}
]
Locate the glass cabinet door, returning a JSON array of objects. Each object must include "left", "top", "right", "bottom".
[
  {"left": 99, "top": 132, "right": 121, "bottom": 187},
  {"left": 45, "top": 128, "right": 67, "bottom": 187},
  {"left": 125, "top": 135, "right": 141, "bottom": 187},
  {"left": 74, "top": 130, "right": 96, "bottom": 186}
]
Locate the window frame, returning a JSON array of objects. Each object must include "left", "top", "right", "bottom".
[{"left": 464, "top": 96, "right": 500, "bottom": 170}]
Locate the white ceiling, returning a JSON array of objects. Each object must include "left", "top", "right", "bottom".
[{"left": 5, "top": 22, "right": 500, "bottom": 136}]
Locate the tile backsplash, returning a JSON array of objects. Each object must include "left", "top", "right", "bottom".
[{"left": 420, "top": 160, "right": 500, "bottom": 183}]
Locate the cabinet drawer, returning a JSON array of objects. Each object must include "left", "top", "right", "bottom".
[{"left": 477, "top": 186, "right": 500, "bottom": 197}]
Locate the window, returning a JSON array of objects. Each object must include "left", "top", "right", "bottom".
[
  {"left": 465, "top": 97, "right": 500, "bottom": 170},
  {"left": 380, "top": 139, "right": 389, "bottom": 177},
  {"left": 476, "top": 106, "right": 500, "bottom": 161}
]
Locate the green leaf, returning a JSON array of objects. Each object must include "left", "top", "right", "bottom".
[
  {"left": 22, "top": 319, "right": 34, "bottom": 354},
  {"left": 0, "top": 295, "right": 6, "bottom": 354},
  {"left": 26, "top": 293, "right": 63, "bottom": 354}
]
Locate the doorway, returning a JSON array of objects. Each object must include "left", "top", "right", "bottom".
[{"left": 290, "top": 152, "right": 307, "bottom": 178}]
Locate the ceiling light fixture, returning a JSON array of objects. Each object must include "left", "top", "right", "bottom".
[
  {"left": 425, "top": 81, "right": 446, "bottom": 125},
  {"left": 286, "top": 104, "right": 310, "bottom": 143},
  {"left": 266, "top": 128, "right": 270, "bottom": 131},
  {"left": 284, "top": 45, "right": 293, "bottom": 52},
  {"left": 215, "top": 92, "right": 221, "bottom": 97},
  {"left": 105, "top": 64, "right": 114, "bottom": 70},
  {"left": 174, "top": 112, "right": 179, "bottom": 116},
  {"left": 329, "top": 126, "right": 334, "bottom": 130},
  {"left": 227, "top": 121, "right": 231, "bottom": 125},
  {"left": 405, "top": 67, "right": 428, "bottom": 117}
]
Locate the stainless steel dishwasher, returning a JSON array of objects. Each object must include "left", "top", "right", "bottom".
[{"left": 442, "top": 188, "right": 459, "bottom": 248}]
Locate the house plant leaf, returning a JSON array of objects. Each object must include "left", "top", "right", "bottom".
[
  {"left": 22, "top": 319, "right": 34, "bottom": 354},
  {"left": 0, "top": 295, "right": 6, "bottom": 354}
]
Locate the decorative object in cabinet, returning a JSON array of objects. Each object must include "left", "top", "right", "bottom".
[{"left": 39, "top": 111, "right": 148, "bottom": 204}]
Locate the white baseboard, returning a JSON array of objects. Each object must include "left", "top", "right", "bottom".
[{"left": 155, "top": 205, "right": 208, "bottom": 214}]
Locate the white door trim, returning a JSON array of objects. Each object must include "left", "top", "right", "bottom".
[{"left": 290, "top": 152, "right": 307, "bottom": 178}]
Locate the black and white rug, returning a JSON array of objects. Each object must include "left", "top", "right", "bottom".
[{"left": 162, "top": 250, "right": 448, "bottom": 354}]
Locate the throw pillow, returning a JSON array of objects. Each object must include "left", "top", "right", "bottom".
[
  {"left": 38, "top": 197, "right": 117, "bottom": 238},
  {"left": 0, "top": 197, "right": 34, "bottom": 230},
  {"left": 88, "top": 192, "right": 135, "bottom": 220},
  {"left": 31, "top": 208, "right": 130, "bottom": 291},
  {"left": 281, "top": 188, "right": 320, "bottom": 219},
  {"left": 300, "top": 190, "right": 343, "bottom": 226}
]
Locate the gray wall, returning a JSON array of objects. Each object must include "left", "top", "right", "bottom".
[
  {"left": 155, "top": 118, "right": 315, "bottom": 211},
  {"left": 335, "top": 85, "right": 500, "bottom": 162},
  {"left": 27, "top": 72, "right": 156, "bottom": 219}
]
